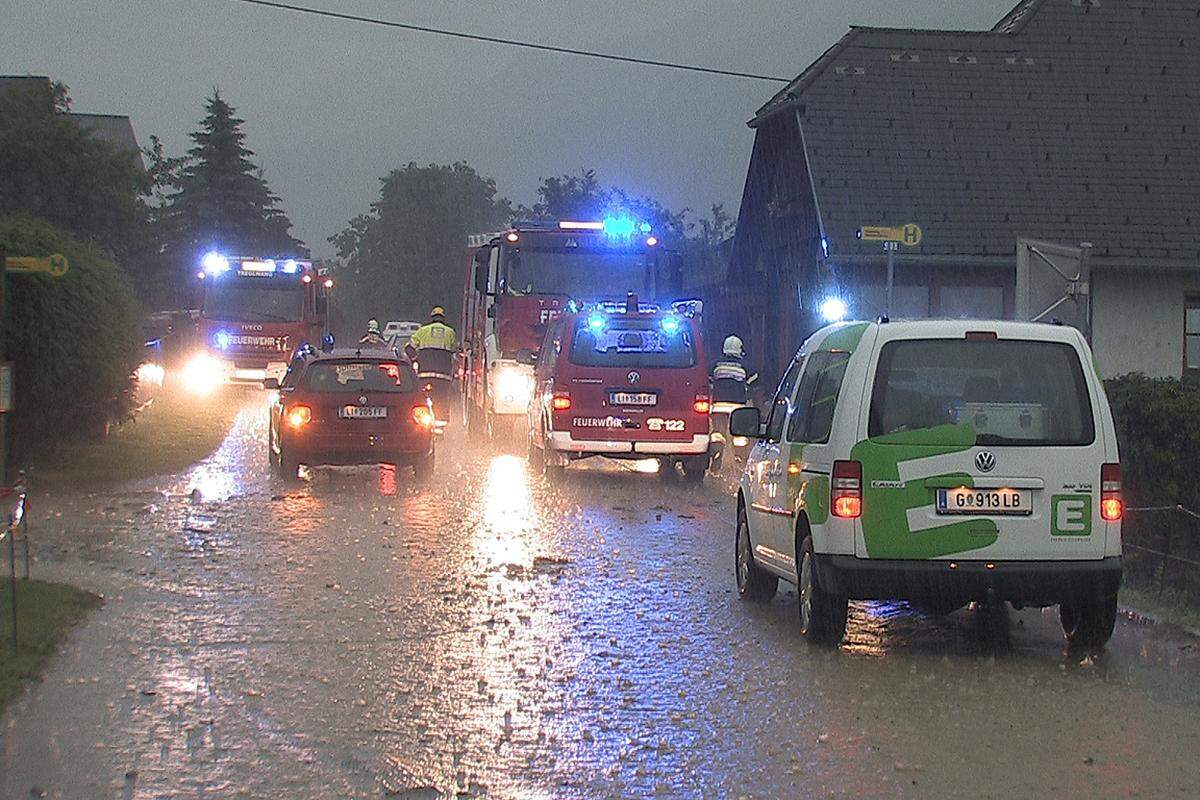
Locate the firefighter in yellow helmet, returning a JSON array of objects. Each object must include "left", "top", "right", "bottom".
[{"left": 407, "top": 306, "right": 458, "bottom": 421}]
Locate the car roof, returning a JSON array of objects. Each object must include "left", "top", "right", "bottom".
[{"left": 308, "top": 346, "right": 408, "bottom": 362}]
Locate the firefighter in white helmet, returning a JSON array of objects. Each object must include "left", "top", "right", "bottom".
[{"left": 712, "top": 335, "right": 751, "bottom": 404}]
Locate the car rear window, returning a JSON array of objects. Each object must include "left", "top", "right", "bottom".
[
  {"left": 569, "top": 318, "right": 696, "bottom": 368},
  {"left": 868, "top": 339, "right": 1095, "bottom": 446},
  {"left": 301, "top": 360, "right": 418, "bottom": 393}
]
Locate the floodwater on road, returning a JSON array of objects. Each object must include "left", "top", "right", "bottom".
[{"left": 2, "top": 394, "right": 1198, "bottom": 799}]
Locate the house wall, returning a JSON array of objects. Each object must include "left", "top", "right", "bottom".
[{"left": 1092, "top": 269, "right": 1200, "bottom": 379}]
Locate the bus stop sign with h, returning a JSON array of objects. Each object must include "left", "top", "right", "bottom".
[{"left": 857, "top": 224, "right": 923, "bottom": 316}]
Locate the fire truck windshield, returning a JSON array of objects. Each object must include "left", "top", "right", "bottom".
[
  {"left": 202, "top": 282, "right": 304, "bottom": 323},
  {"left": 504, "top": 248, "right": 654, "bottom": 298}
]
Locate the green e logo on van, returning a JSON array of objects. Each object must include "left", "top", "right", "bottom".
[{"left": 1052, "top": 494, "right": 1093, "bottom": 537}]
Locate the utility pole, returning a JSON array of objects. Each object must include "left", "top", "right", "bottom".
[{"left": 885, "top": 241, "right": 897, "bottom": 318}]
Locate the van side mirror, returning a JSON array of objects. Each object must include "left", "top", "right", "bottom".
[
  {"left": 729, "top": 406, "right": 763, "bottom": 438},
  {"left": 515, "top": 348, "right": 536, "bottom": 366},
  {"left": 262, "top": 377, "right": 280, "bottom": 390}
]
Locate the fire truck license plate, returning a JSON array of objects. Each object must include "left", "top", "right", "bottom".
[
  {"left": 936, "top": 487, "right": 1031, "bottom": 515},
  {"left": 610, "top": 391, "right": 657, "bottom": 406},
  {"left": 340, "top": 406, "right": 388, "bottom": 419}
]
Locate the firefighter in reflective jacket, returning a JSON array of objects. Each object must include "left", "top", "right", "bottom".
[
  {"left": 407, "top": 307, "right": 458, "bottom": 421},
  {"left": 712, "top": 335, "right": 751, "bottom": 404}
]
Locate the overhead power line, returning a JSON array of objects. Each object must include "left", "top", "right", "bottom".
[{"left": 227, "top": 0, "right": 792, "bottom": 83}]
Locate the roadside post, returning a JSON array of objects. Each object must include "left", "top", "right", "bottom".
[{"left": 857, "top": 224, "right": 923, "bottom": 317}]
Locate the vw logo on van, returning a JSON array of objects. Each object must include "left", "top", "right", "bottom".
[
  {"left": 358, "top": 395, "right": 368, "bottom": 405},
  {"left": 627, "top": 371, "right": 641, "bottom": 384},
  {"left": 975, "top": 451, "right": 997, "bottom": 473}
]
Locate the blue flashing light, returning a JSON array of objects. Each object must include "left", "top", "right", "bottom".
[
  {"left": 821, "top": 237, "right": 830, "bottom": 258},
  {"left": 639, "top": 222, "right": 652, "bottom": 234},
  {"left": 201, "top": 251, "right": 230, "bottom": 275},
  {"left": 214, "top": 330, "right": 232, "bottom": 350},
  {"left": 660, "top": 314, "right": 681, "bottom": 336},
  {"left": 281, "top": 259, "right": 299, "bottom": 274},
  {"left": 586, "top": 312, "right": 607, "bottom": 332},
  {"left": 602, "top": 216, "right": 636, "bottom": 237},
  {"left": 819, "top": 296, "right": 848, "bottom": 324}
]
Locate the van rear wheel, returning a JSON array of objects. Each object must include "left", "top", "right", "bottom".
[
  {"left": 1059, "top": 591, "right": 1118, "bottom": 649},
  {"left": 735, "top": 507, "right": 777, "bottom": 602},
  {"left": 680, "top": 456, "right": 707, "bottom": 484},
  {"left": 797, "top": 535, "right": 847, "bottom": 645}
]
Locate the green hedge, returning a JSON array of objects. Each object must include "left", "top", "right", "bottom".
[
  {"left": 1105, "top": 375, "right": 1200, "bottom": 511},
  {"left": 0, "top": 215, "right": 142, "bottom": 462}
]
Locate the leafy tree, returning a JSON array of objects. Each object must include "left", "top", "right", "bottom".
[
  {"left": 159, "top": 91, "right": 304, "bottom": 283},
  {"left": 0, "top": 79, "right": 149, "bottom": 258},
  {"left": 329, "top": 162, "right": 511, "bottom": 328}
]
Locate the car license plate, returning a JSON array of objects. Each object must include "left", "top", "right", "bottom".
[
  {"left": 611, "top": 391, "right": 657, "bottom": 406},
  {"left": 936, "top": 487, "right": 1032, "bottom": 516},
  {"left": 339, "top": 406, "right": 388, "bottom": 419}
]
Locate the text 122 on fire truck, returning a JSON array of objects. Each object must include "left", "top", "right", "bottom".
[
  {"left": 182, "top": 252, "right": 333, "bottom": 395},
  {"left": 460, "top": 217, "right": 681, "bottom": 440}
]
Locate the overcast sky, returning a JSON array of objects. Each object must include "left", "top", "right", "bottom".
[{"left": 4, "top": 0, "right": 1015, "bottom": 256}]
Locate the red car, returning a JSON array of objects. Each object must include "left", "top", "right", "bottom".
[
  {"left": 266, "top": 347, "right": 435, "bottom": 479},
  {"left": 527, "top": 296, "right": 712, "bottom": 481}
]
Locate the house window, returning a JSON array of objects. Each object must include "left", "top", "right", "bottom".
[{"left": 1185, "top": 297, "right": 1200, "bottom": 374}]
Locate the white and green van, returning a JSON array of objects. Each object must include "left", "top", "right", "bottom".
[{"left": 731, "top": 319, "right": 1123, "bottom": 647}]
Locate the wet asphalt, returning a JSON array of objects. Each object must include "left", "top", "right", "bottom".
[{"left": 1, "top": 392, "right": 1199, "bottom": 799}]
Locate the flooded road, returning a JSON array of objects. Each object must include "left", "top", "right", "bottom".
[{"left": 3, "top": 394, "right": 1199, "bottom": 798}]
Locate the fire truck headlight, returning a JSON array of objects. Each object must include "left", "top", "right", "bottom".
[
  {"left": 201, "top": 251, "right": 230, "bottom": 275},
  {"left": 494, "top": 365, "right": 534, "bottom": 406},
  {"left": 181, "top": 353, "right": 224, "bottom": 396}
]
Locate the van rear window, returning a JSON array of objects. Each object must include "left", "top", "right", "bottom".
[
  {"left": 569, "top": 318, "right": 695, "bottom": 368},
  {"left": 868, "top": 339, "right": 1095, "bottom": 446}
]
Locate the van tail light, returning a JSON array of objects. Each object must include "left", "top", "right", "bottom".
[
  {"left": 551, "top": 392, "right": 571, "bottom": 411},
  {"left": 286, "top": 405, "right": 311, "bottom": 428},
  {"left": 831, "top": 460, "right": 863, "bottom": 519},
  {"left": 1100, "top": 463, "right": 1123, "bottom": 521},
  {"left": 412, "top": 405, "right": 435, "bottom": 428},
  {"left": 693, "top": 393, "right": 711, "bottom": 415}
]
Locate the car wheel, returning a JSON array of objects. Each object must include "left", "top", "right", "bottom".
[
  {"left": 277, "top": 436, "right": 300, "bottom": 480},
  {"left": 412, "top": 450, "right": 435, "bottom": 482},
  {"left": 797, "top": 534, "right": 848, "bottom": 645},
  {"left": 680, "top": 456, "right": 708, "bottom": 484},
  {"left": 527, "top": 433, "right": 546, "bottom": 474},
  {"left": 267, "top": 424, "right": 279, "bottom": 470},
  {"left": 1059, "top": 591, "right": 1118, "bottom": 649},
  {"left": 735, "top": 506, "right": 778, "bottom": 602}
]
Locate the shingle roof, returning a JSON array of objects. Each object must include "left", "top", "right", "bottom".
[{"left": 751, "top": 0, "right": 1200, "bottom": 263}]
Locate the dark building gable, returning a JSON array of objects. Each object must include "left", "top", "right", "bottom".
[{"left": 746, "top": 0, "right": 1200, "bottom": 264}]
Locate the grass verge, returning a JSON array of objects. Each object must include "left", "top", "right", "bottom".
[
  {"left": 0, "top": 579, "right": 102, "bottom": 712},
  {"left": 31, "top": 385, "right": 246, "bottom": 485},
  {"left": 1120, "top": 584, "right": 1200, "bottom": 635}
]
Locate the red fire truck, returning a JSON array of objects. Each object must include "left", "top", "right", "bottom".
[
  {"left": 182, "top": 252, "right": 333, "bottom": 394},
  {"left": 461, "top": 218, "right": 680, "bottom": 439}
]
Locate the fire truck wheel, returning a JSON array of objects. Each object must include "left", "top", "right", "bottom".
[
  {"left": 276, "top": 437, "right": 300, "bottom": 480},
  {"left": 681, "top": 456, "right": 708, "bottom": 484},
  {"left": 527, "top": 436, "right": 546, "bottom": 474}
]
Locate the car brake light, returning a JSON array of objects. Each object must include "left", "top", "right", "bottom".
[
  {"left": 693, "top": 393, "right": 711, "bottom": 414},
  {"left": 552, "top": 392, "right": 571, "bottom": 411},
  {"left": 412, "top": 405, "right": 435, "bottom": 428},
  {"left": 286, "top": 405, "right": 311, "bottom": 428},
  {"left": 832, "top": 460, "right": 862, "bottom": 519},
  {"left": 1101, "top": 462, "right": 1123, "bottom": 521}
]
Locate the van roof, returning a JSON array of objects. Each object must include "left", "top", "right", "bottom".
[{"left": 808, "top": 319, "right": 1087, "bottom": 351}]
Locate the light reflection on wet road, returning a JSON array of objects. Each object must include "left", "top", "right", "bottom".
[{"left": 2, "top": 395, "right": 1199, "bottom": 798}]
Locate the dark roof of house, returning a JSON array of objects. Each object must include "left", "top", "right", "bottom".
[
  {"left": 0, "top": 75, "right": 143, "bottom": 168},
  {"left": 69, "top": 113, "right": 142, "bottom": 164},
  {"left": 749, "top": 0, "right": 1200, "bottom": 263}
]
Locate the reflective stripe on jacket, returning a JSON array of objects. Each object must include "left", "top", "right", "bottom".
[{"left": 712, "top": 359, "right": 747, "bottom": 382}]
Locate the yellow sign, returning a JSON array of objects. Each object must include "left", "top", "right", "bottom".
[
  {"left": 857, "top": 224, "right": 923, "bottom": 246},
  {"left": 6, "top": 254, "right": 69, "bottom": 277}
]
